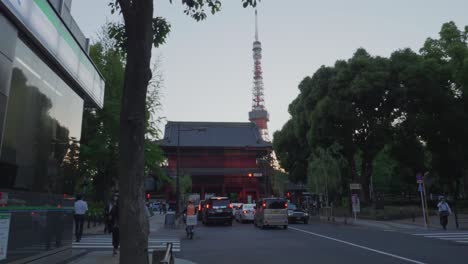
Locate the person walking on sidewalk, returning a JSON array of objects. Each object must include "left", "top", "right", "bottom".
[
  {"left": 110, "top": 196, "right": 120, "bottom": 256},
  {"left": 437, "top": 197, "right": 452, "bottom": 230},
  {"left": 74, "top": 194, "right": 88, "bottom": 242},
  {"left": 104, "top": 199, "right": 113, "bottom": 234}
]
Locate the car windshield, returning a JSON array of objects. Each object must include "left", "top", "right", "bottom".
[
  {"left": 288, "top": 203, "right": 297, "bottom": 210},
  {"left": 243, "top": 204, "right": 255, "bottom": 210},
  {"left": 211, "top": 199, "right": 229, "bottom": 207},
  {"left": 266, "top": 199, "right": 286, "bottom": 209}
]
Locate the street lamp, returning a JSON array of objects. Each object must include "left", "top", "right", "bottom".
[{"left": 175, "top": 124, "right": 206, "bottom": 217}]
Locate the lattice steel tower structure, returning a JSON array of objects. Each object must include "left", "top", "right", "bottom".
[{"left": 249, "top": 10, "right": 270, "bottom": 141}]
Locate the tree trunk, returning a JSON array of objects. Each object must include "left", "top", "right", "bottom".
[{"left": 118, "top": 1, "right": 153, "bottom": 264}]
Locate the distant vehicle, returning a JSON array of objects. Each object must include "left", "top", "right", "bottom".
[
  {"left": 235, "top": 203, "right": 255, "bottom": 223},
  {"left": 202, "top": 197, "right": 233, "bottom": 226},
  {"left": 254, "top": 198, "right": 288, "bottom": 229},
  {"left": 232, "top": 203, "right": 243, "bottom": 217},
  {"left": 287, "top": 203, "right": 309, "bottom": 224},
  {"left": 150, "top": 202, "right": 160, "bottom": 211}
]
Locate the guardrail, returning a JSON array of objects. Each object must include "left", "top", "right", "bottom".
[{"left": 152, "top": 243, "right": 174, "bottom": 264}]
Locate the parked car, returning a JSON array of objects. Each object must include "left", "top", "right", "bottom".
[
  {"left": 287, "top": 203, "right": 309, "bottom": 224},
  {"left": 202, "top": 197, "right": 233, "bottom": 226},
  {"left": 232, "top": 203, "right": 243, "bottom": 218},
  {"left": 235, "top": 203, "right": 255, "bottom": 223},
  {"left": 254, "top": 198, "right": 288, "bottom": 229}
]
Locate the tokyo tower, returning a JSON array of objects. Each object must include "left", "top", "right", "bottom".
[{"left": 248, "top": 10, "right": 270, "bottom": 141}]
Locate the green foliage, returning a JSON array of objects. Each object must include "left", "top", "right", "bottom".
[
  {"left": 171, "top": 174, "right": 192, "bottom": 195},
  {"left": 79, "top": 24, "right": 166, "bottom": 201},
  {"left": 307, "top": 143, "right": 346, "bottom": 198},
  {"left": 271, "top": 170, "right": 289, "bottom": 195},
  {"left": 108, "top": 0, "right": 258, "bottom": 54},
  {"left": 275, "top": 21, "right": 468, "bottom": 200}
]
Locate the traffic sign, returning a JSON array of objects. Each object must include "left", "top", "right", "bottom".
[{"left": 416, "top": 173, "right": 423, "bottom": 183}]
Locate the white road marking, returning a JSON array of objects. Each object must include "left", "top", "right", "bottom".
[
  {"left": 411, "top": 232, "right": 468, "bottom": 245},
  {"left": 412, "top": 232, "right": 468, "bottom": 236},
  {"left": 290, "top": 227, "right": 427, "bottom": 264},
  {"left": 73, "top": 236, "right": 181, "bottom": 252}
]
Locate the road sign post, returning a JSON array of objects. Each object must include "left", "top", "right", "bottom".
[{"left": 416, "top": 173, "right": 427, "bottom": 228}]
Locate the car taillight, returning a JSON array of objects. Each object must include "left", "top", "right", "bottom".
[
  {"left": 262, "top": 202, "right": 266, "bottom": 209},
  {"left": 284, "top": 203, "right": 288, "bottom": 208},
  {"left": 206, "top": 204, "right": 210, "bottom": 209},
  {"left": 228, "top": 203, "right": 233, "bottom": 209},
  {"left": 198, "top": 205, "right": 201, "bottom": 211},
  {"left": 243, "top": 210, "right": 247, "bottom": 214}
]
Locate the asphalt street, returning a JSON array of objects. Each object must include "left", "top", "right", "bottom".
[{"left": 172, "top": 220, "right": 468, "bottom": 264}]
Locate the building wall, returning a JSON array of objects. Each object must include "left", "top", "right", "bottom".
[
  {"left": 0, "top": 1, "right": 95, "bottom": 262},
  {"left": 0, "top": 12, "right": 16, "bottom": 155}
]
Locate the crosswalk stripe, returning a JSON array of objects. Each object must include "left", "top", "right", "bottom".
[
  {"left": 413, "top": 232, "right": 468, "bottom": 236},
  {"left": 411, "top": 232, "right": 468, "bottom": 245},
  {"left": 72, "top": 235, "right": 181, "bottom": 251}
]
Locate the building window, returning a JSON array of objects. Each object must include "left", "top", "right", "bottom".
[{"left": 0, "top": 39, "right": 83, "bottom": 194}]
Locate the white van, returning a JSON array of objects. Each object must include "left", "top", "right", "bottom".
[{"left": 254, "top": 198, "right": 288, "bottom": 229}]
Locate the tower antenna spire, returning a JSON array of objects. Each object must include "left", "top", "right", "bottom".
[
  {"left": 255, "top": 9, "right": 258, "bottom": 41},
  {"left": 249, "top": 9, "right": 270, "bottom": 141}
]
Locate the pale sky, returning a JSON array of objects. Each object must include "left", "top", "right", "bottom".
[{"left": 70, "top": 0, "right": 468, "bottom": 137}]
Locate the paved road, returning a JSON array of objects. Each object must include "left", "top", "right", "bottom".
[{"left": 175, "top": 220, "right": 468, "bottom": 264}]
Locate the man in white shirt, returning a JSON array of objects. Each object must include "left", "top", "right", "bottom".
[{"left": 74, "top": 194, "right": 88, "bottom": 242}]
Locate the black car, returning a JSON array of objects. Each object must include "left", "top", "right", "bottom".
[
  {"left": 202, "top": 197, "right": 233, "bottom": 225},
  {"left": 287, "top": 203, "right": 309, "bottom": 224}
]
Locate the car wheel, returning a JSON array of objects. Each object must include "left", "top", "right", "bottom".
[{"left": 283, "top": 225, "right": 288, "bottom": 230}]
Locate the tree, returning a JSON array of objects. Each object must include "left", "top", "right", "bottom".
[
  {"left": 307, "top": 143, "right": 346, "bottom": 205},
  {"left": 80, "top": 25, "right": 166, "bottom": 202},
  {"left": 108, "top": 1, "right": 258, "bottom": 263},
  {"left": 276, "top": 49, "right": 402, "bottom": 202}
]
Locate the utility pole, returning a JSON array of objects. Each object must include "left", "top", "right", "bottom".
[{"left": 176, "top": 124, "right": 180, "bottom": 217}]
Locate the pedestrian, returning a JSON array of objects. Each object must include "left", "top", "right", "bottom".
[
  {"left": 110, "top": 195, "right": 120, "bottom": 256},
  {"left": 104, "top": 198, "right": 114, "bottom": 234},
  {"left": 74, "top": 194, "right": 88, "bottom": 242},
  {"left": 437, "top": 196, "right": 452, "bottom": 230}
]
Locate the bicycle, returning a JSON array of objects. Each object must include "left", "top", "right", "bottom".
[{"left": 185, "top": 214, "right": 197, "bottom": 240}]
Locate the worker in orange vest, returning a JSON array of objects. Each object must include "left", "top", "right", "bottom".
[
  {"left": 185, "top": 200, "right": 196, "bottom": 216},
  {"left": 184, "top": 200, "right": 197, "bottom": 239}
]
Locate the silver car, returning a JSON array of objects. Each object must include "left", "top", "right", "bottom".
[{"left": 235, "top": 203, "right": 255, "bottom": 223}]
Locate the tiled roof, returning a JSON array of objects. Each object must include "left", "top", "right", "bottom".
[{"left": 159, "top": 121, "right": 272, "bottom": 148}]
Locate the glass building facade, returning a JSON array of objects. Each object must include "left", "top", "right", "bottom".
[{"left": 0, "top": 0, "right": 104, "bottom": 263}]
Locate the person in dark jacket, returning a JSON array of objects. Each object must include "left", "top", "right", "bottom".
[
  {"left": 104, "top": 199, "right": 113, "bottom": 234},
  {"left": 110, "top": 197, "right": 119, "bottom": 256}
]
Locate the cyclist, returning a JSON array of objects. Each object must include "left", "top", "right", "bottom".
[{"left": 184, "top": 201, "right": 197, "bottom": 239}]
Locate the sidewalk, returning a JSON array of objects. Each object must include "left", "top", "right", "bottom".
[
  {"left": 70, "top": 213, "right": 195, "bottom": 264},
  {"left": 319, "top": 213, "right": 468, "bottom": 231}
]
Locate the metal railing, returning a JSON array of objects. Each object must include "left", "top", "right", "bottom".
[
  {"left": 152, "top": 242, "right": 174, "bottom": 264},
  {"left": 161, "top": 243, "right": 174, "bottom": 264}
]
